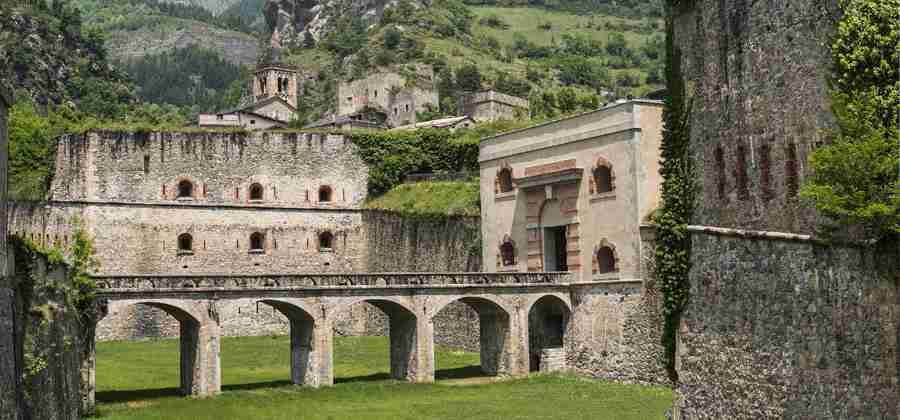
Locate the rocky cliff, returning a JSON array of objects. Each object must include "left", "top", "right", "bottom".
[{"left": 264, "top": 0, "right": 420, "bottom": 46}]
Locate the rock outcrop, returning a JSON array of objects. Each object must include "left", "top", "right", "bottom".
[{"left": 264, "top": 0, "right": 421, "bottom": 47}]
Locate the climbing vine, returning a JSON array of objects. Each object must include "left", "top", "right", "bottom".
[{"left": 654, "top": 0, "right": 695, "bottom": 384}]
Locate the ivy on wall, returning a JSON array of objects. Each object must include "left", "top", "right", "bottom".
[{"left": 654, "top": 0, "right": 694, "bottom": 384}]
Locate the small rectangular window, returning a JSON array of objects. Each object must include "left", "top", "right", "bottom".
[
  {"left": 715, "top": 146, "right": 726, "bottom": 199},
  {"left": 759, "top": 143, "right": 772, "bottom": 200},
  {"left": 143, "top": 155, "right": 150, "bottom": 174},
  {"left": 785, "top": 143, "right": 799, "bottom": 197}
]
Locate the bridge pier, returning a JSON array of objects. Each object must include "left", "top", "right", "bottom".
[
  {"left": 291, "top": 317, "right": 334, "bottom": 387},
  {"left": 178, "top": 309, "right": 221, "bottom": 397}
]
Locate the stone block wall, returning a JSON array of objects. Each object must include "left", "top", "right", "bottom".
[
  {"left": 674, "top": 0, "right": 840, "bottom": 234},
  {"left": 677, "top": 233, "right": 899, "bottom": 418},
  {"left": 51, "top": 131, "right": 367, "bottom": 209}
]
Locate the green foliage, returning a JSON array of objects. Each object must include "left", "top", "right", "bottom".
[
  {"left": 461, "top": 0, "right": 663, "bottom": 19},
  {"left": 654, "top": 6, "right": 694, "bottom": 384},
  {"left": 121, "top": 45, "right": 244, "bottom": 111},
  {"left": 95, "top": 336, "right": 674, "bottom": 419},
  {"left": 557, "top": 87, "right": 578, "bottom": 113},
  {"left": 801, "top": 0, "right": 900, "bottom": 242},
  {"left": 8, "top": 100, "right": 58, "bottom": 201},
  {"left": 365, "top": 181, "right": 481, "bottom": 218},
  {"left": 456, "top": 64, "right": 484, "bottom": 92},
  {"left": 322, "top": 15, "right": 368, "bottom": 58}
]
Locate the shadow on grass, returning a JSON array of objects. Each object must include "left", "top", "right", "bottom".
[
  {"left": 435, "top": 365, "right": 487, "bottom": 380},
  {"left": 98, "top": 365, "right": 487, "bottom": 404}
]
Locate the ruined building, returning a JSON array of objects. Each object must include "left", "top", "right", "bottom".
[
  {"left": 671, "top": 0, "right": 898, "bottom": 417},
  {"left": 460, "top": 90, "right": 530, "bottom": 122},
  {"left": 334, "top": 66, "right": 439, "bottom": 128}
]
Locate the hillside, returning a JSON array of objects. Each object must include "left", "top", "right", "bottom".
[{"left": 274, "top": 0, "right": 663, "bottom": 123}]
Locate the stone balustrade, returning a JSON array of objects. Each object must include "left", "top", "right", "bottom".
[{"left": 93, "top": 272, "right": 574, "bottom": 292}]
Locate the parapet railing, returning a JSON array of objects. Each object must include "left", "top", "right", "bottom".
[{"left": 93, "top": 272, "right": 574, "bottom": 291}]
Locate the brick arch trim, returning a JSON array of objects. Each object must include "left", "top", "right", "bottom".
[
  {"left": 592, "top": 238, "right": 620, "bottom": 274},
  {"left": 590, "top": 156, "right": 616, "bottom": 194},
  {"left": 495, "top": 163, "right": 515, "bottom": 194}
]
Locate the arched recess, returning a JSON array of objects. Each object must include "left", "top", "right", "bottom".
[
  {"left": 431, "top": 296, "right": 513, "bottom": 377},
  {"left": 257, "top": 299, "right": 325, "bottom": 387},
  {"left": 93, "top": 300, "right": 220, "bottom": 399},
  {"left": 590, "top": 157, "right": 616, "bottom": 194},
  {"left": 330, "top": 298, "right": 422, "bottom": 382},
  {"left": 593, "top": 239, "right": 619, "bottom": 274},
  {"left": 527, "top": 295, "right": 572, "bottom": 372}
]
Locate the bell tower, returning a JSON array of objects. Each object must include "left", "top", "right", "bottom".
[{"left": 252, "top": 65, "right": 298, "bottom": 108}]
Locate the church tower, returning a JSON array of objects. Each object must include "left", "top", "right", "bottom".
[{"left": 252, "top": 65, "right": 298, "bottom": 108}]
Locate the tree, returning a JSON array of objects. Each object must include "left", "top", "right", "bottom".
[
  {"left": 800, "top": 0, "right": 900, "bottom": 241},
  {"left": 456, "top": 64, "right": 482, "bottom": 92},
  {"left": 606, "top": 32, "right": 628, "bottom": 56},
  {"left": 557, "top": 87, "right": 578, "bottom": 114},
  {"left": 384, "top": 27, "right": 402, "bottom": 50}
]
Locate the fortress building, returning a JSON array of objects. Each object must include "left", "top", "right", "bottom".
[
  {"left": 461, "top": 90, "right": 530, "bottom": 123},
  {"left": 479, "top": 99, "right": 668, "bottom": 382},
  {"left": 480, "top": 100, "right": 662, "bottom": 280}
]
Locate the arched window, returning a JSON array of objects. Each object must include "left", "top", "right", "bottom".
[
  {"left": 594, "top": 166, "right": 612, "bottom": 193},
  {"left": 497, "top": 168, "right": 514, "bottom": 193},
  {"left": 596, "top": 246, "right": 616, "bottom": 274},
  {"left": 319, "top": 186, "right": 333, "bottom": 203},
  {"left": 500, "top": 237, "right": 516, "bottom": 266},
  {"left": 319, "top": 231, "right": 334, "bottom": 251},
  {"left": 177, "top": 180, "right": 194, "bottom": 199},
  {"left": 250, "top": 232, "right": 265, "bottom": 251},
  {"left": 249, "top": 183, "right": 264, "bottom": 201},
  {"left": 178, "top": 233, "right": 193, "bottom": 253}
]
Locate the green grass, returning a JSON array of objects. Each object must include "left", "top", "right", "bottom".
[
  {"left": 95, "top": 335, "right": 674, "bottom": 420},
  {"left": 470, "top": 6, "right": 656, "bottom": 49},
  {"left": 365, "top": 181, "right": 481, "bottom": 217}
]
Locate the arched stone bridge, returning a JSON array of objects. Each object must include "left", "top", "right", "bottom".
[{"left": 87, "top": 272, "right": 583, "bottom": 402}]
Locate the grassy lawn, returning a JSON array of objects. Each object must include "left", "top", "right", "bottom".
[{"left": 95, "top": 335, "right": 673, "bottom": 419}]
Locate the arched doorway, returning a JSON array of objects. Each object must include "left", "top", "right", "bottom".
[
  {"left": 432, "top": 297, "right": 512, "bottom": 379},
  {"left": 528, "top": 295, "right": 571, "bottom": 372}
]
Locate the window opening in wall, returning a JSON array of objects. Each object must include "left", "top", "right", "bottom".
[
  {"left": 759, "top": 143, "right": 772, "bottom": 200},
  {"left": 178, "top": 233, "right": 193, "bottom": 253},
  {"left": 785, "top": 143, "right": 798, "bottom": 197},
  {"left": 162, "top": 185, "right": 167, "bottom": 197},
  {"left": 177, "top": 180, "right": 193, "bottom": 199},
  {"left": 305, "top": 190, "right": 310, "bottom": 201},
  {"left": 249, "top": 183, "right": 264, "bottom": 201},
  {"left": 202, "top": 184, "right": 207, "bottom": 197},
  {"left": 498, "top": 168, "right": 514, "bottom": 193},
  {"left": 596, "top": 246, "right": 616, "bottom": 273},
  {"left": 143, "top": 155, "right": 150, "bottom": 174},
  {"left": 594, "top": 166, "right": 613, "bottom": 193},
  {"left": 542, "top": 226, "right": 568, "bottom": 272},
  {"left": 715, "top": 146, "right": 726, "bottom": 199},
  {"left": 319, "top": 231, "right": 334, "bottom": 251},
  {"left": 735, "top": 144, "right": 748, "bottom": 200},
  {"left": 319, "top": 186, "right": 333, "bottom": 202},
  {"left": 274, "top": 239, "right": 277, "bottom": 249},
  {"left": 500, "top": 239, "right": 516, "bottom": 266},
  {"left": 250, "top": 232, "right": 264, "bottom": 252}
]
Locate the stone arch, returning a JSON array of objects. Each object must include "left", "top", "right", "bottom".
[
  {"left": 590, "top": 156, "right": 616, "bottom": 194},
  {"left": 319, "top": 185, "right": 333, "bottom": 202},
  {"left": 328, "top": 297, "right": 421, "bottom": 381},
  {"left": 177, "top": 233, "right": 193, "bottom": 253},
  {"left": 175, "top": 178, "right": 196, "bottom": 199},
  {"left": 94, "top": 299, "right": 220, "bottom": 398},
  {"left": 495, "top": 164, "right": 514, "bottom": 194},
  {"left": 431, "top": 296, "right": 514, "bottom": 376},
  {"left": 249, "top": 183, "right": 264, "bottom": 201},
  {"left": 319, "top": 231, "right": 334, "bottom": 251},
  {"left": 249, "top": 232, "right": 265, "bottom": 251},
  {"left": 593, "top": 239, "right": 619, "bottom": 274},
  {"left": 257, "top": 299, "right": 325, "bottom": 386},
  {"left": 527, "top": 294, "right": 572, "bottom": 372}
]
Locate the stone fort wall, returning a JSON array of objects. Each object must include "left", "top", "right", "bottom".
[{"left": 673, "top": 0, "right": 899, "bottom": 417}]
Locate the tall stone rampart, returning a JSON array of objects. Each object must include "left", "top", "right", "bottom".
[
  {"left": 672, "top": 0, "right": 899, "bottom": 417},
  {"left": 677, "top": 232, "right": 898, "bottom": 418}
]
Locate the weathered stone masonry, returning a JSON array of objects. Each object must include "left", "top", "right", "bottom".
[{"left": 672, "top": 0, "right": 899, "bottom": 417}]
